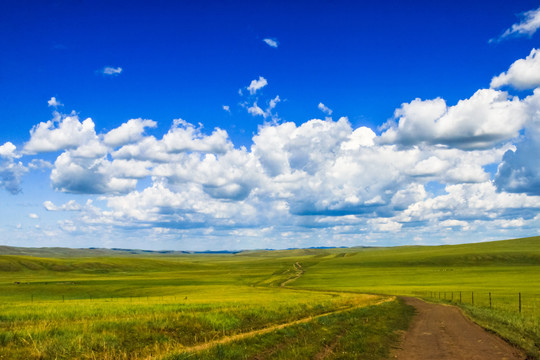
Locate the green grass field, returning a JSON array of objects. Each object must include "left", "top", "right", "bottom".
[{"left": 0, "top": 236, "right": 539, "bottom": 359}]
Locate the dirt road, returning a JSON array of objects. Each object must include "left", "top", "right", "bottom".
[{"left": 393, "top": 297, "right": 526, "bottom": 360}]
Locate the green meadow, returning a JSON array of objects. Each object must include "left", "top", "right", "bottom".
[{"left": 0, "top": 236, "right": 539, "bottom": 359}]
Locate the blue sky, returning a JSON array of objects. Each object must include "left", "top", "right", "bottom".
[{"left": 1, "top": 1, "right": 540, "bottom": 250}]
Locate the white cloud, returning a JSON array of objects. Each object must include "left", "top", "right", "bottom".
[
  {"left": 263, "top": 38, "right": 279, "bottom": 48},
  {"left": 491, "top": 48, "right": 540, "bottom": 90},
  {"left": 492, "top": 6, "right": 540, "bottom": 42},
  {"left": 247, "top": 96, "right": 281, "bottom": 120},
  {"left": 368, "top": 218, "right": 402, "bottom": 232},
  {"left": 103, "top": 118, "right": 157, "bottom": 147},
  {"left": 102, "top": 66, "right": 123, "bottom": 75},
  {"left": 28, "top": 159, "right": 53, "bottom": 170},
  {"left": 24, "top": 112, "right": 98, "bottom": 154},
  {"left": 223, "top": 105, "right": 230, "bottom": 112},
  {"left": 162, "top": 119, "right": 232, "bottom": 154},
  {"left": 50, "top": 151, "right": 136, "bottom": 194},
  {"left": 247, "top": 102, "right": 266, "bottom": 117},
  {"left": 58, "top": 219, "right": 77, "bottom": 232},
  {"left": 0, "top": 142, "right": 18, "bottom": 158},
  {"left": 0, "top": 142, "right": 26, "bottom": 194},
  {"left": 318, "top": 102, "right": 333, "bottom": 115},
  {"left": 440, "top": 219, "right": 470, "bottom": 229},
  {"left": 247, "top": 76, "right": 268, "bottom": 95},
  {"left": 7, "top": 49, "right": 540, "bottom": 247},
  {"left": 380, "top": 89, "right": 528, "bottom": 149},
  {"left": 495, "top": 90, "right": 540, "bottom": 195},
  {"left": 47, "top": 97, "right": 63, "bottom": 107},
  {"left": 399, "top": 182, "right": 540, "bottom": 225},
  {"left": 43, "top": 200, "right": 82, "bottom": 211},
  {"left": 29, "top": 213, "right": 39, "bottom": 219}
]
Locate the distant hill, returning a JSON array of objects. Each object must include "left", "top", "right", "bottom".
[{"left": 0, "top": 245, "right": 242, "bottom": 258}]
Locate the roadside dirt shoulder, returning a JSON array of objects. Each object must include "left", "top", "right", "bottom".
[{"left": 393, "top": 297, "right": 526, "bottom": 360}]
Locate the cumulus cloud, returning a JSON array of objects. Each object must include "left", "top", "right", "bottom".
[
  {"left": 399, "top": 182, "right": 540, "bottom": 225},
  {"left": 492, "top": 6, "right": 540, "bottom": 42},
  {"left": 43, "top": 200, "right": 82, "bottom": 211},
  {"left": 29, "top": 213, "right": 39, "bottom": 219},
  {"left": 247, "top": 76, "right": 268, "bottom": 95},
  {"left": 102, "top": 66, "right": 123, "bottom": 75},
  {"left": 6, "top": 48, "right": 540, "bottom": 247},
  {"left": 491, "top": 48, "right": 540, "bottom": 90},
  {"left": 103, "top": 118, "right": 157, "bottom": 147},
  {"left": 318, "top": 102, "right": 333, "bottom": 115},
  {"left": 162, "top": 119, "right": 232, "bottom": 154},
  {"left": 58, "top": 219, "right": 77, "bottom": 232},
  {"left": 0, "top": 161, "right": 26, "bottom": 194},
  {"left": 51, "top": 151, "right": 137, "bottom": 194},
  {"left": 380, "top": 89, "right": 528, "bottom": 149},
  {"left": 263, "top": 38, "right": 279, "bottom": 48},
  {"left": 247, "top": 102, "right": 266, "bottom": 117},
  {"left": 28, "top": 159, "right": 53, "bottom": 170},
  {"left": 495, "top": 91, "right": 540, "bottom": 195},
  {"left": 47, "top": 97, "right": 63, "bottom": 107},
  {"left": 222, "top": 105, "right": 230, "bottom": 112},
  {"left": 247, "top": 96, "right": 281, "bottom": 120},
  {"left": 0, "top": 142, "right": 26, "bottom": 194},
  {"left": 0, "top": 142, "right": 18, "bottom": 158},
  {"left": 24, "top": 112, "right": 97, "bottom": 154}
]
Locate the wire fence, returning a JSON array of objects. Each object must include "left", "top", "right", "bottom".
[{"left": 412, "top": 290, "right": 540, "bottom": 317}]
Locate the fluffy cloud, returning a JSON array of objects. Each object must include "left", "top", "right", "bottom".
[
  {"left": 492, "top": 6, "right": 540, "bottom": 42},
  {"left": 162, "top": 119, "right": 232, "bottom": 154},
  {"left": 495, "top": 90, "right": 540, "bottom": 195},
  {"left": 48, "top": 97, "right": 63, "bottom": 107},
  {"left": 24, "top": 112, "right": 98, "bottom": 154},
  {"left": 399, "top": 182, "right": 540, "bottom": 225},
  {"left": 247, "top": 96, "right": 281, "bottom": 120},
  {"left": 6, "top": 49, "right": 540, "bottom": 248},
  {"left": 263, "top": 38, "right": 279, "bottom": 48},
  {"left": 102, "top": 66, "right": 122, "bottom": 75},
  {"left": 247, "top": 102, "right": 265, "bottom": 117},
  {"left": 247, "top": 76, "right": 268, "bottom": 95},
  {"left": 380, "top": 89, "right": 528, "bottom": 149},
  {"left": 51, "top": 151, "right": 136, "bottom": 194},
  {"left": 318, "top": 102, "right": 333, "bottom": 115},
  {"left": 0, "top": 142, "right": 17, "bottom": 158},
  {"left": 44, "top": 200, "right": 82, "bottom": 211},
  {"left": 103, "top": 118, "right": 157, "bottom": 147},
  {"left": 491, "top": 49, "right": 540, "bottom": 90},
  {"left": 0, "top": 142, "right": 26, "bottom": 194}
]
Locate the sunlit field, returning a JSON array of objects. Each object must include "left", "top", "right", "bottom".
[{"left": 1, "top": 236, "right": 539, "bottom": 359}]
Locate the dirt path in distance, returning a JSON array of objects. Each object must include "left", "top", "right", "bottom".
[
  {"left": 392, "top": 297, "right": 526, "bottom": 360},
  {"left": 280, "top": 262, "right": 304, "bottom": 287}
]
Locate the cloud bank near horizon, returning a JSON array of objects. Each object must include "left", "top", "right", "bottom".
[{"left": 3, "top": 50, "right": 540, "bottom": 250}]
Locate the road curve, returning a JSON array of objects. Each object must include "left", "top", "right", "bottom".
[{"left": 393, "top": 297, "right": 526, "bottom": 360}]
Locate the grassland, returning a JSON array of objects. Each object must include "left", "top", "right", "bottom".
[{"left": 0, "top": 236, "right": 539, "bottom": 359}]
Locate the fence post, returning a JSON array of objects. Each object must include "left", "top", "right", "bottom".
[
  {"left": 451, "top": 292, "right": 454, "bottom": 302},
  {"left": 62, "top": 295, "right": 65, "bottom": 303},
  {"left": 460, "top": 291, "right": 462, "bottom": 304},
  {"left": 472, "top": 292, "right": 474, "bottom": 306},
  {"left": 489, "top": 292, "right": 491, "bottom": 309},
  {"left": 31, "top": 294, "right": 33, "bottom": 303},
  {"left": 519, "top": 293, "right": 522, "bottom": 313}
]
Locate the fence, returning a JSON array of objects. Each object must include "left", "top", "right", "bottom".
[{"left": 412, "top": 290, "right": 540, "bottom": 317}]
